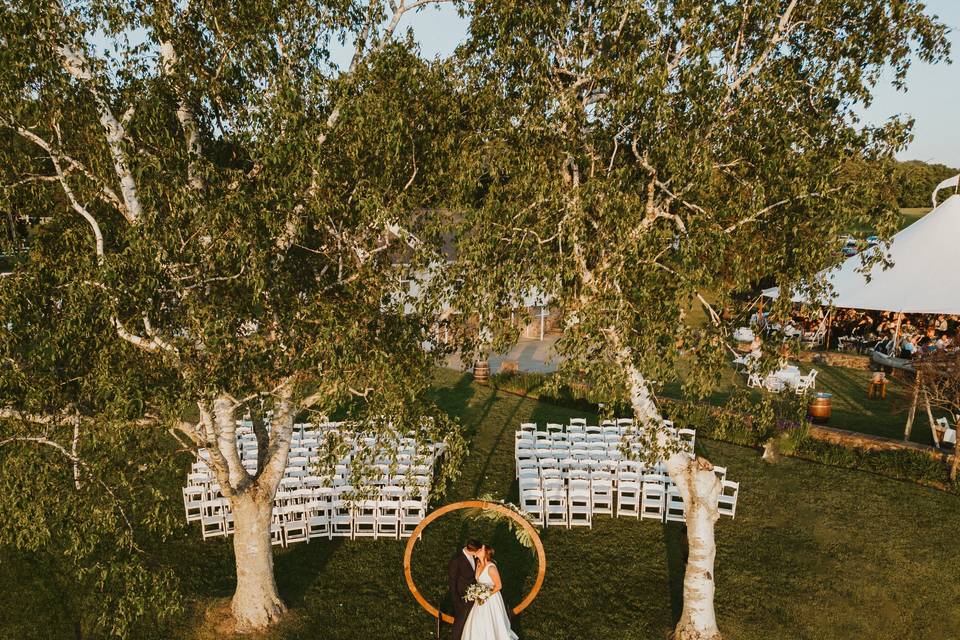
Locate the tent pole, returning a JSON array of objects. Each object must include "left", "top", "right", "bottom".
[
  {"left": 824, "top": 308, "right": 834, "bottom": 350},
  {"left": 904, "top": 371, "right": 920, "bottom": 442}
]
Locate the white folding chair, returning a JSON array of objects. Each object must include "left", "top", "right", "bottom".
[
  {"left": 201, "top": 512, "right": 226, "bottom": 540},
  {"left": 331, "top": 500, "right": 354, "bottom": 538},
  {"left": 568, "top": 480, "right": 592, "bottom": 528},
  {"left": 307, "top": 507, "right": 331, "bottom": 541},
  {"left": 400, "top": 500, "right": 426, "bottom": 538},
  {"left": 718, "top": 481, "right": 739, "bottom": 518},
  {"left": 590, "top": 478, "right": 614, "bottom": 517},
  {"left": 544, "top": 490, "right": 568, "bottom": 528},
  {"left": 376, "top": 500, "right": 400, "bottom": 539},
  {"left": 616, "top": 480, "right": 641, "bottom": 518},
  {"left": 794, "top": 369, "right": 818, "bottom": 395},
  {"left": 664, "top": 487, "right": 685, "bottom": 523},
  {"left": 352, "top": 500, "right": 379, "bottom": 538},
  {"left": 283, "top": 512, "right": 309, "bottom": 545},
  {"left": 520, "top": 488, "right": 545, "bottom": 527},
  {"left": 640, "top": 483, "right": 665, "bottom": 522},
  {"left": 183, "top": 486, "right": 205, "bottom": 522}
]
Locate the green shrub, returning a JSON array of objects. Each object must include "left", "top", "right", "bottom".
[{"left": 796, "top": 439, "right": 957, "bottom": 492}]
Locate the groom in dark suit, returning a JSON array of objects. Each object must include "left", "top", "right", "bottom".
[{"left": 448, "top": 539, "right": 482, "bottom": 640}]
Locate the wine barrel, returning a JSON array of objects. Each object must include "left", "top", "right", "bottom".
[
  {"left": 473, "top": 361, "right": 490, "bottom": 384},
  {"left": 808, "top": 392, "right": 832, "bottom": 423}
]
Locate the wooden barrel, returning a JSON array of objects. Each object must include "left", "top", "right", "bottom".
[
  {"left": 473, "top": 361, "right": 490, "bottom": 384},
  {"left": 808, "top": 392, "right": 832, "bottom": 423}
]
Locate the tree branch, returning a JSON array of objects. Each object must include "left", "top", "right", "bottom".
[
  {"left": 159, "top": 39, "right": 203, "bottom": 190},
  {"left": 0, "top": 434, "right": 142, "bottom": 551},
  {"left": 56, "top": 37, "right": 142, "bottom": 222},
  {"left": 726, "top": 0, "right": 800, "bottom": 96}
]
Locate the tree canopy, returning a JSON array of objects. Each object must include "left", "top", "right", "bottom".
[{"left": 0, "top": 0, "right": 466, "bottom": 632}]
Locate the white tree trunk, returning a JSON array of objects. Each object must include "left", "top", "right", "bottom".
[
  {"left": 229, "top": 489, "right": 286, "bottom": 631},
  {"left": 624, "top": 361, "right": 723, "bottom": 640},
  {"left": 670, "top": 457, "right": 722, "bottom": 640},
  {"left": 199, "top": 389, "right": 296, "bottom": 632}
]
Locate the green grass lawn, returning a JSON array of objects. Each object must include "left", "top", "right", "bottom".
[
  {"left": 660, "top": 360, "right": 943, "bottom": 446},
  {"left": 3, "top": 367, "right": 960, "bottom": 640},
  {"left": 846, "top": 208, "right": 930, "bottom": 237}
]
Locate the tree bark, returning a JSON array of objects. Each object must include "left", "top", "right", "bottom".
[
  {"left": 229, "top": 488, "right": 286, "bottom": 631},
  {"left": 670, "top": 457, "right": 722, "bottom": 640},
  {"left": 623, "top": 360, "right": 723, "bottom": 640},
  {"left": 198, "top": 388, "right": 296, "bottom": 632}
]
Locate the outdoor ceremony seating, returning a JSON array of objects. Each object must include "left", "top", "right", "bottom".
[
  {"left": 183, "top": 420, "right": 444, "bottom": 546},
  {"left": 516, "top": 419, "right": 739, "bottom": 528}
]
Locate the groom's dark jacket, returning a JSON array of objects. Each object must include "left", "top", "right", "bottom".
[{"left": 448, "top": 550, "right": 476, "bottom": 640}]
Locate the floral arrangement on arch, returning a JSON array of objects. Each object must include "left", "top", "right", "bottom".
[{"left": 464, "top": 495, "right": 539, "bottom": 549}]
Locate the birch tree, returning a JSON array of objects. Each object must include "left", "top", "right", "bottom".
[
  {"left": 0, "top": 0, "right": 463, "bottom": 631},
  {"left": 446, "top": 2, "right": 948, "bottom": 638}
]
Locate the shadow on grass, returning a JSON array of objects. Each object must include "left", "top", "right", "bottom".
[
  {"left": 275, "top": 538, "right": 345, "bottom": 607},
  {"left": 431, "top": 371, "right": 476, "bottom": 425},
  {"left": 471, "top": 394, "right": 526, "bottom": 499},
  {"left": 662, "top": 522, "right": 687, "bottom": 625}
]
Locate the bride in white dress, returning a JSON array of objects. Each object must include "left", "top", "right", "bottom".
[{"left": 462, "top": 545, "right": 519, "bottom": 640}]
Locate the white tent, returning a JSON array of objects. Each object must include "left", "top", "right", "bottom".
[{"left": 763, "top": 192, "right": 960, "bottom": 314}]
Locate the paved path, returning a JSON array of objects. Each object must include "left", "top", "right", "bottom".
[{"left": 444, "top": 334, "right": 562, "bottom": 373}]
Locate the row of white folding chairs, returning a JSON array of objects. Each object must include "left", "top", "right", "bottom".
[
  {"left": 519, "top": 463, "right": 728, "bottom": 490},
  {"left": 519, "top": 418, "right": 679, "bottom": 433},
  {"left": 519, "top": 468, "right": 676, "bottom": 495},
  {"left": 516, "top": 433, "right": 695, "bottom": 455},
  {"left": 198, "top": 498, "right": 427, "bottom": 544},
  {"left": 520, "top": 478, "right": 738, "bottom": 527},
  {"left": 518, "top": 461, "right": 708, "bottom": 483},
  {"left": 517, "top": 445, "right": 628, "bottom": 461},
  {"left": 517, "top": 426, "right": 695, "bottom": 443},
  {"left": 235, "top": 442, "right": 436, "bottom": 465},
  {"left": 520, "top": 418, "right": 637, "bottom": 433},
  {"left": 517, "top": 437, "right": 632, "bottom": 452},
  {"left": 192, "top": 453, "right": 433, "bottom": 482},
  {"left": 184, "top": 479, "right": 429, "bottom": 523},
  {"left": 186, "top": 468, "right": 432, "bottom": 497},
  {"left": 277, "top": 472, "right": 432, "bottom": 490},
  {"left": 516, "top": 428, "right": 696, "bottom": 450}
]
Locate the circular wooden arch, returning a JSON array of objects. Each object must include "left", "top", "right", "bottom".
[{"left": 402, "top": 500, "right": 546, "bottom": 624}]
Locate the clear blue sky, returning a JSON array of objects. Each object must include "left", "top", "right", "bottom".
[{"left": 354, "top": 2, "right": 959, "bottom": 167}]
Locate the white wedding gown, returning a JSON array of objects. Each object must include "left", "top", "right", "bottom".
[{"left": 462, "top": 564, "right": 519, "bottom": 640}]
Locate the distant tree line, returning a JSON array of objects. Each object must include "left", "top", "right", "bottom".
[{"left": 894, "top": 159, "right": 959, "bottom": 208}]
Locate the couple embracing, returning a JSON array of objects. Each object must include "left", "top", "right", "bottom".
[{"left": 448, "top": 539, "right": 518, "bottom": 640}]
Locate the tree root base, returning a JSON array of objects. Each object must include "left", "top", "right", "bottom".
[
  {"left": 231, "top": 595, "right": 287, "bottom": 634},
  {"left": 674, "top": 621, "right": 723, "bottom": 640}
]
